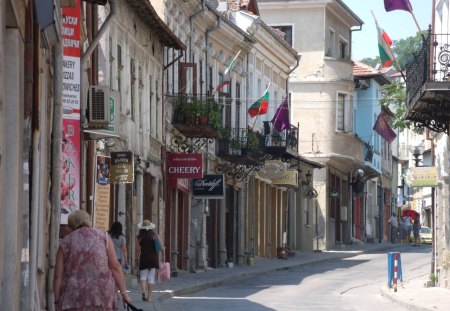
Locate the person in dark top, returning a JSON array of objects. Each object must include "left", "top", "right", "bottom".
[{"left": 136, "top": 220, "right": 163, "bottom": 302}]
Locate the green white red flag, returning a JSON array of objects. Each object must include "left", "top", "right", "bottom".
[
  {"left": 248, "top": 85, "right": 270, "bottom": 118},
  {"left": 373, "top": 13, "right": 395, "bottom": 67}
]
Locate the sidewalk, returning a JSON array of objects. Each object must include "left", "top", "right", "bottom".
[{"left": 122, "top": 243, "right": 450, "bottom": 311}]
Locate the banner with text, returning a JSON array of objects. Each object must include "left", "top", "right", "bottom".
[
  {"left": 94, "top": 155, "right": 111, "bottom": 231},
  {"left": 61, "top": 1, "right": 81, "bottom": 224},
  {"left": 167, "top": 153, "right": 203, "bottom": 179}
]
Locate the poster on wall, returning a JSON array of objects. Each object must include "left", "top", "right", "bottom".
[
  {"left": 61, "top": 1, "right": 81, "bottom": 224},
  {"left": 94, "top": 155, "right": 111, "bottom": 231}
]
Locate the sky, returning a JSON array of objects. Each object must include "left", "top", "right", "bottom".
[{"left": 342, "top": 0, "right": 432, "bottom": 60}]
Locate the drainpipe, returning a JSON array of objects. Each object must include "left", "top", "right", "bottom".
[
  {"left": 205, "top": 16, "right": 221, "bottom": 94},
  {"left": 81, "top": 0, "right": 116, "bottom": 66},
  {"left": 189, "top": 0, "right": 205, "bottom": 62},
  {"left": 47, "top": 41, "right": 63, "bottom": 311},
  {"left": 285, "top": 54, "right": 301, "bottom": 93}
]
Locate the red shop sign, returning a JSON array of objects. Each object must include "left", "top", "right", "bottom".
[{"left": 167, "top": 153, "right": 203, "bottom": 179}]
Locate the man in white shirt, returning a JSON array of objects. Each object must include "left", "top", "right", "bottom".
[{"left": 388, "top": 212, "right": 399, "bottom": 243}]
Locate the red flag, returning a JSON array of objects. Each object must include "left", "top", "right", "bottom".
[
  {"left": 214, "top": 81, "right": 230, "bottom": 94},
  {"left": 373, "top": 114, "right": 397, "bottom": 143},
  {"left": 384, "top": 0, "right": 412, "bottom": 12}
]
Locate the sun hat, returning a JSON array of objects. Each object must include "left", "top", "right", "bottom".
[{"left": 138, "top": 219, "right": 156, "bottom": 230}]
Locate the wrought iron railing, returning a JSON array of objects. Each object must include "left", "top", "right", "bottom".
[
  {"left": 216, "top": 127, "right": 265, "bottom": 164},
  {"left": 262, "top": 121, "right": 299, "bottom": 155},
  {"left": 405, "top": 31, "right": 430, "bottom": 108},
  {"left": 167, "top": 93, "right": 222, "bottom": 130}
]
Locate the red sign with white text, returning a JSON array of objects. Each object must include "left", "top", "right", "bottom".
[
  {"left": 61, "top": 1, "right": 81, "bottom": 224},
  {"left": 167, "top": 153, "right": 203, "bottom": 179}
]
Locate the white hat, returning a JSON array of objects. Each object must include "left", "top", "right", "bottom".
[{"left": 138, "top": 219, "right": 156, "bottom": 230}]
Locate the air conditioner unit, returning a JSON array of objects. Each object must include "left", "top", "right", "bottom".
[{"left": 88, "top": 85, "right": 109, "bottom": 127}]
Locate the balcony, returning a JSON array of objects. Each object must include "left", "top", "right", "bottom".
[
  {"left": 168, "top": 93, "right": 223, "bottom": 138},
  {"left": 406, "top": 30, "right": 450, "bottom": 133},
  {"left": 216, "top": 127, "right": 265, "bottom": 167},
  {"left": 262, "top": 121, "right": 299, "bottom": 160}
]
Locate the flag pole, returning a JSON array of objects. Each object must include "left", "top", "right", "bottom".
[{"left": 406, "top": 3, "right": 423, "bottom": 35}]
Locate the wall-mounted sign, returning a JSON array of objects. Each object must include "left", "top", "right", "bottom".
[
  {"left": 94, "top": 155, "right": 111, "bottom": 231},
  {"left": 110, "top": 151, "right": 134, "bottom": 183},
  {"left": 193, "top": 174, "right": 225, "bottom": 199},
  {"left": 167, "top": 153, "right": 203, "bottom": 179}
]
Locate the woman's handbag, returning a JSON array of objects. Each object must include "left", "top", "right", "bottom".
[{"left": 158, "top": 261, "right": 171, "bottom": 283}]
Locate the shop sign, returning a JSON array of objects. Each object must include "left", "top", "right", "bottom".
[
  {"left": 193, "top": 174, "right": 225, "bottom": 199},
  {"left": 410, "top": 166, "right": 438, "bottom": 187},
  {"left": 110, "top": 151, "right": 134, "bottom": 183},
  {"left": 167, "top": 153, "right": 203, "bottom": 179},
  {"left": 94, "top": 155, "right": 110, "bottom": 231},
  {"left": 257, "top": 160, "right": 298, "bottom": 187},
  {"left": 271, "top": 170, "right": 298, "bottom": 188}
]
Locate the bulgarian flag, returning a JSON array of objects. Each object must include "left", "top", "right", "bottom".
[
  {"left": 248, "top": 84, "right": 270, "bottom": 118},
  {"left": 373, "top": 12, "right": 395, "bottom": 67}
]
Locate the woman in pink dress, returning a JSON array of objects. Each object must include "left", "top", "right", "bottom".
[{"left": 53, "top": 210, "right": 132, "bottom": 310}]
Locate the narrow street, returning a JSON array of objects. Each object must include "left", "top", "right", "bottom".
[{"left": 158, "top": 246, "right": 431, "bottom": 311}]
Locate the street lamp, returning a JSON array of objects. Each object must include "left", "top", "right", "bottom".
[
  {"left": 408, "top": 142, "right": 436, "bottom": 277},
  {"left": 409, "top": 144, "right": 425, "bottom": 167}
]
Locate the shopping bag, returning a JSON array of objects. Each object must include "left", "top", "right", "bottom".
[{"left": 158, "top": 262, "right": 171, "bottom": 283}]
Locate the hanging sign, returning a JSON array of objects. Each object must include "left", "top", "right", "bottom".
[
  {"left": 167, "top": 153, "right": 203, "bottom": 179},
  {"left": 193, "top": 174, "right": 225, "bottom": 199},
  {"left": 110, "top": 151, "right": 134, "bottom": 183}
]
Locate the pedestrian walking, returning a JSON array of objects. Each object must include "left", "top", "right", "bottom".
[
  {"left": 136, "top": 219, "right": 164, "bottom": 302},
  {"left": 108, "top": 221, "right": 128, "bottom": 269},
  {"left": 53, "top": 210, "right": 131, "bottom": 310},
  {"left": 404, "top": 214, "right": 412, "bottom": 244},
  {"left": 413, "top": 215, "right": 421, "bottom": 246},
  {"left": 399, "top": 216, "right": 406, "bottom": 243},
  {"left": 388, "top": 212, "right": 399, "bottom": 243}
]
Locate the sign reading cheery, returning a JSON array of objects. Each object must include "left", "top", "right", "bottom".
[
  {"left": 192, "top": 174, "right": 225, "bottom": 199},
  {"left": 167, "top": 152, "right": 203, "bottom": 179}
]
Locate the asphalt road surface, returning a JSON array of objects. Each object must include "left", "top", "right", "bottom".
[{"left": 159, "top": 245, "right": 432, "bottom": 311}]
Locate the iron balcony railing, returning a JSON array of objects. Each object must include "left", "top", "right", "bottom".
[
  {"left": 405, "top": 30, "right": 430, "bottom": 108},
  {"left": 216, "top": 127, "right": 265, "bottom": 166},
  {"left": 167, "top": 93, "right": 223, "bottom": 137},
  {"left": 262, "top": 121, "right": 299, "bottom": 157}
]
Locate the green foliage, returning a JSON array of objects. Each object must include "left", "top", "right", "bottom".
[
  {"left": 360, "top": 56, "right": 381, "bottom": 68},
  {"left": 392, "top": 31, "right": 427, "bottom": 70},
  {"left": 380, "top": 82, "right": 424, "bottom": 134}
]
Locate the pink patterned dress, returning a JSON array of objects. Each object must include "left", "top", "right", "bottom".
[{"left": 59, "top": 227, "right": 117, "bottom": 311}]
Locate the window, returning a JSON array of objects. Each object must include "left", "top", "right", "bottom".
[
  {"left": 199, "top": 60, "right": 203, "bottom": 94},
  {"left": 339, "top": 37, "right": 348, "bottom": 59},
  {"left": 149, "top": 74, "right": 154, "bottom": 135},
  {"left": 155, "top": 79, "right": 160, "bottom": 139},
  {"left": 303, "top": 197, "right": 310, "bottom": 226},
  {"left": 336, "top": 94, "right": 353, "bottom": 132},
  {"left": 117, "top": 44, "right": 123, "bottom": 111},
  {"left": 336, "top": 94, "right": 345, "bottom": 131},
  {"left": 109, "top": 37, "right": 113, "bottom": 90},
  {"left": 208, "top": 66, "right": 213, "bottom": 94},
  {"left": 271, "top": 25, "right": 293, "bottom": 46},
  {"left": 328, "top": 28, "right": 335, "bottom": 57},
  {"left": 130, "top": 59, "right": 135, "bottom": 121},
  {"left": 236, "top": 82, "right": 241, "bottom": 128},
  {"left": 138, "top": 66, "right": 143, "bottom": 128}
]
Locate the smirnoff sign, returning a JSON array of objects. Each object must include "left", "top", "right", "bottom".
[
  {"left": 167, "top": 152, "right": 203, "bottom": 179},
  {"left": 193, "top": 174, "right": 225, "bottom": 199}
]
